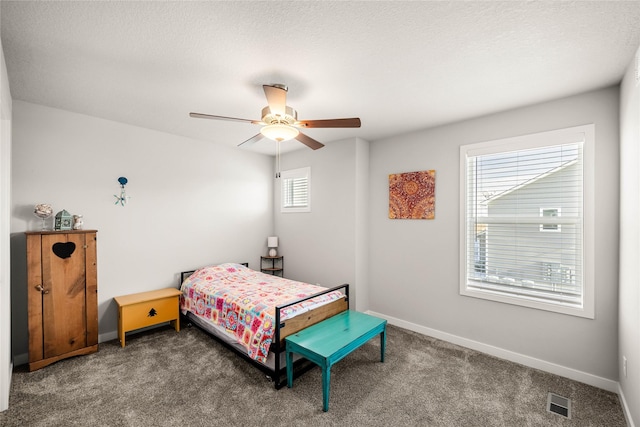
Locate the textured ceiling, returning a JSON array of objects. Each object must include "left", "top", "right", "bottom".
[{"left": 2, "top": 1, "right": 640, "bottom": 155}]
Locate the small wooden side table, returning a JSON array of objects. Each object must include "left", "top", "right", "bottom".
[
  {"left": 261, "top": 256, "right": 283, "bottom": 276},
  {"left": 114, "top": 288, "right": 182, "bottom": 347}
]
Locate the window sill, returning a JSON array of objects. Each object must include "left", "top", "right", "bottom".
[{"left": 460, "top": 283, "right": 594, "bottom": 319}]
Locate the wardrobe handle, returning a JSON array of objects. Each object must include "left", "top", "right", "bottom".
[{"left": 35, "top": 284, "right": 50, "bottom": 295}]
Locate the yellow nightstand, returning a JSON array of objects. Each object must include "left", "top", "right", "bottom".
[{"left": 114, "top": 288, "right": 182, "bottom": 347}]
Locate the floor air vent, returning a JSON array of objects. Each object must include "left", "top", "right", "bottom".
[{"left": 547, "top": 393, "right": 571, "bottom": 419}]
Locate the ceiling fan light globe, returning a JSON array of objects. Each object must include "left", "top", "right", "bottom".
[{"left": 260, "top": 124, "right": 299, "bottom": 142}]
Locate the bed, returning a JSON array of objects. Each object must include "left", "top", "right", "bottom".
[{"left": 179, "top": 262, "right": 349, "bottom": 388}]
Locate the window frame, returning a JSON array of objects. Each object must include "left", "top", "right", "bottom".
[
  {"left": 459, "top": 124, "right": 595, "bottom": 318},
  {"left": 280, "top": 167, "right": 311, "bottom": 213},
  {"left": 539, "top": 207, "right": 561, "bottom": 232}
]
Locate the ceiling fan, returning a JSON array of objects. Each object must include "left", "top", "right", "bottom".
[{"left": 190, "top": 84, "right": 361, "bottom": 150}]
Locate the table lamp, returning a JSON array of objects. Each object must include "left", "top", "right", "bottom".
[{"left": 267, "top": 236, "right": 278, "bottom": 257}]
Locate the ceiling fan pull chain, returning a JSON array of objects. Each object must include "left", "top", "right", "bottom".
[{"left": 275, "top": 140, "right": 281, "bottom": 179}]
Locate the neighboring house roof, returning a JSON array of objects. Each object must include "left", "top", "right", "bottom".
[{"left": 485, "top": 159, "right": 578, "bottom": 205}]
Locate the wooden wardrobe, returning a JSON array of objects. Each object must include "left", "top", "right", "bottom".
[{"left": 25, "top": 230, "right": 98, "bottom": 371}]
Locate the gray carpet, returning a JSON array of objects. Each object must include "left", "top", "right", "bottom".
[{"left": 0, "top": 324, "right": 626, "bottom": 426}]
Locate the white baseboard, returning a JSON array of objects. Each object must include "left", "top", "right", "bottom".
[
  {"left": 99, "top": 321, "right": 171, "bottom": 345},
  {"left": 366, "top": 310, "right": 619, "bottom": 393},
  {"left": 99, "top": 331, "right": 118, "bottom": 343},
  {"left": 618, "top": 384, "right": 636, "bottom": 427},
  {"left": 0, "top": 361, "right": 12, "bottom": 412},
  {"left": 12, "top": 353, "right": 27, "bottom": 367}
]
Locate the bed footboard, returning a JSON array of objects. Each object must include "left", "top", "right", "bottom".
[
  {"left": 271, "top": 284, "right": 349, "bottom": 388},
  {"left": 276, "top": 289, "right": 349, "bottom": 345}
]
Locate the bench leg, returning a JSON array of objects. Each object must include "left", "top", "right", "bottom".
[
  {"left": 286, "top": 351, "right": 294, "bottom": 388},
  {"left": 380, "top": 328, "right": 386, "bottom": 362},
  {"left": 322, "top": 363, "right": 331, "bottom": 412}
]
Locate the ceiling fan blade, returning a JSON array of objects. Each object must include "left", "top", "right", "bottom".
[
  {"left": 297, "top": 118, "right": 361, "bottom": 128},
  {"left": 295, "top": 132, "right": 325, "bottom": 150},
  {"left": 190, "top": 112, "right": 261, "bottom": 124},
  {"left": 263, "top": 85, "right": 287, "bottom": 116},
  {"left": 237, "top": 133, "right": 265, "bottom": 148}
]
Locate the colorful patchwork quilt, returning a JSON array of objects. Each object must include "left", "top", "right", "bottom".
[{"left": 180, "top": 263, "right": 344, "bottom": 363}]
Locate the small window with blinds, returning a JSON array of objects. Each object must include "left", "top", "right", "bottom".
[
  {"left": 540, "top": 208, "right": 561, "bottom": 232},
  {"left": 281, "top": 167, "right": 311, "bottom": 213},
  {"left": 459, "top": 125, "right": 594, "bottom": 318}
]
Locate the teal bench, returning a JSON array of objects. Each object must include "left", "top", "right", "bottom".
[{"left": 285, "top": 310, "right": 387, "bottom": 412}]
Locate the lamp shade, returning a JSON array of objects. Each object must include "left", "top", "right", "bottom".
[
  {"left": 260, "top": 124, "right": 299, "bottom": 142},
  {"left": 267, "top": 236, "right": 278, "bottom": 248}
]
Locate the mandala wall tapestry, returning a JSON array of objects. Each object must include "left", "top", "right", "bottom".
[{"left": 389, "top": 170, "right": 436, "bottom": 219}]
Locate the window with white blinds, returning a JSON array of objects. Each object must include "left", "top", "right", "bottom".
[
  {"left": 281, "top": 167, "right": 311, "bottom": 213},
  {"left": 459, "top": 125, "right": 594, "bottom": 318}
]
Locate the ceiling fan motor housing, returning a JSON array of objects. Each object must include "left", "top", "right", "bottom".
[{"left": 261, "top": 105, "right": 298, "bottom": 125}]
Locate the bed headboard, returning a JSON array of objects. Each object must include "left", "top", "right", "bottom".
[{"left": 179, "top": 262, "right": 249, "bottom": 286}]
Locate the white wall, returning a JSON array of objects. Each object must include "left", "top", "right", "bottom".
[
  {"left": 619, "top": 45, "right": 640, "bottom": 426},
  {"left": 275, "top": 137, "right": 370, "bottom": 311},
  {"left": 0, "top": 38, "right": 13, "bottom": 413},
  {"left": 368, "top": 87, "right": 621, "bottom": 390},
  {"left": 10, "top": 101, "right": 274, "bottom": 361},
  {"left": 354, "top": 138, "right": 370, "bottom": 310}
]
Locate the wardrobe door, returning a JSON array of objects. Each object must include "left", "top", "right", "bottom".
[{"left": 41, "top": 233, "right": 87, "bottom": 358}]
